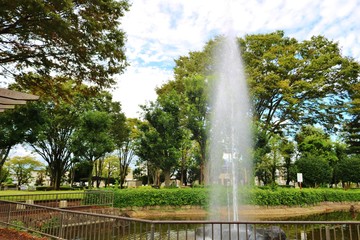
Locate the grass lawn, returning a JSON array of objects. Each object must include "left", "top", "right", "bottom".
[
  {"left": 0, "top": 190, "right": 84, "bottom": 196},
  {"left": 0, "top": 190, "right": 83, "bottom": 196},
  {"left": 0, "top": 190, "right": 85, "bottom": 201}
]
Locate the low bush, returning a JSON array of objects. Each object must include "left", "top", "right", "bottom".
[
  {"left": 111, "top": 187, "right": 360, "bottom": 208},
  {"left": 36, "top": 186, "right": 54, "bottom": 191},
  {"left": 113, "top": 188, "right": 208, "bottom": 208}
]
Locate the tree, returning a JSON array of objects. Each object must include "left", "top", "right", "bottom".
[
  {"left": 295, "top": 155, "right": 332, "bottom": 187},
  {"left": 294, "top": 125, "right": 337, "bottom": 187},
  {"left": 280, "top": 139, "right": 295, "bottom": 185},
  {"left": 138, "top": 91, "right": 184, "bottom": 187},
  {"left": 113, "top": 118, "right": 139, "bottom": 189},
  {"left": 158, "top": 31, "right": 359, "bottom": 185},
  {"left": 156, "top": 75, "right": 210, "bottom": 184},
  {"left": 71, "top": 92, "right": 126, "bottom": 188},
  {"left": 16, "top": 78, "right": 85, "bottom": 190},
  {"left": 0, "top": 103, "right": 42, "bottom": 174},
  {"left": 337, "top": 155, "right": 360, "bottom": 187},
  {"left": 0, "top": 0, "right": 129, "bottom": 88},
  {"left": 240, "top": 31, "right": 359, "bottom": 136},
  {"left": 0, "top": 167, "right": 10, "bottom": 186},
  {"left": 35, "top": 169, "right": 46, "bottom": 186},
  {"left": 295, "top": 125, "right": 337, "bottom": 163},
  {"left": 72, "top": 160, "right": 92, "bottom": 185},
  {"left": 28, "top": 100, "right": 79, "bottom": 190},
  {"left": 72, "top": 111, "right": 115, "bottom": 188},
  {"left": 345, "top": 82, "right": 360, "bottom": 154},
  {"left": 135, "top": 121, "right": 162, "bottom": 187},
  {"left": 102, "top": 155, "right": 120, "bottom": 187},
  {"left": 6, "top": 155, "right": 44, "bottom": 188}
]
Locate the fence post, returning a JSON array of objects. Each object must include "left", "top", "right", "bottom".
[
  {"left": 325, "top": 226, "right": 331, "bottom": 240},
  {"left": 150, "top": 223, "right": 155, "bottom": 240},
  {"left": 6, "top": 203, "right": 11, "bottom": 228},
  {"left": 59, "top": 212, "right": 64, "bottom": 239}
]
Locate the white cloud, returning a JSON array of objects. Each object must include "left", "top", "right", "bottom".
[
  {"left": 116, "top": 0, "right": 360, "bottom": 118},
  {"left": 112, "top": 65, "right": 173, "bottom": 118}
]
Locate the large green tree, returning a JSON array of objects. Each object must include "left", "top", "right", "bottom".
[
  {"left": 240, "top": 31, "right": 359, "bottom": 135},
  {"left": 345, "top": 82, "right": 360, "bottom": 154},
  {"left": 72, "top": 111, "right": 115, "bottom": 188},
  {"left": 138, "top": 90, "right": 184, "bottom": 187},
  {"left": 161, "top": 31, "right": 359, "bottom": 185},
  {"left": 0, "top": 0, "right": 129, "bottom": 88},
  {"left": 0, "top": 104, "right": 42, "bottom": 173},
  {"left": 337, "top": 155, "right": 360, "bottom": 187},
  {"left": 71, "top": 91, "right": 126, "bottom": 187},
  {"left": 28, "top": 99, "right": 80, "bottom": 190},
  {"left": 294, "top": 125, "right": 338, "bottom": 187},
  {"left": 12, "top": 77, "right": 113, "bottom": 190},
  {"left": 294, "top": 155, "right": 332, "bottom": 187},
  {"left": 114, "top": 118, "right": 139, "bottom": 189},
  {"left": 6, "top": 155, "right": 44, "bottom": 188},
  {"left": 156, "top": 74, "right": 210, "bottom": 184}
]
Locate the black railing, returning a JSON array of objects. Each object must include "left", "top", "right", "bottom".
[
  {"left": 0, "top": 199, "right": 360, "bottom": 240},
  {"left": 0, "top": 190, "right": 113, "bottom": 208}
]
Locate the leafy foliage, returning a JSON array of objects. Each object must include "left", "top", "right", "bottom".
[
  {"left": 294, "top": 156, "right": 332, "bottom": 187},
  {"left": 112, "top": 188, "right": 208, "bottom": 208},
  {"left": 336, "top": 155, "right": 360, "bottom": 184},
  {"left": 111, "top": 188, "right": 360, "bottom": 208},
  {"left": 5, "top": 155, "right": 44, "bottom": 187},
  {"left": 0, "top": 0, "right": 129, "bottom": 88}
]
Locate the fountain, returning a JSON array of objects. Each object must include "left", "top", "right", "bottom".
[
  {"left": 208, "top": 32, "right": 253, "bottom": 223},
  {"left": 196, "top": 32, "right": 287, "bottom": 240},
  {"left": 197, "top": 32, "right": 253, "bottom": 239}
]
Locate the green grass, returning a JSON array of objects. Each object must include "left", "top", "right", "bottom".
[
  {"left": 0, "top": 190, "right": 83, "bottom": 196},
  {"left": 0, "top": 190, "right": 85, "bottom": 201}
]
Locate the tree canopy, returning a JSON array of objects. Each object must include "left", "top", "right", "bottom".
[
  {"left": 143, "top": 31, "right": 360, "bottom": 186},
  {"left": 0, "top": 0, "right": 129, "bottom": 88}
]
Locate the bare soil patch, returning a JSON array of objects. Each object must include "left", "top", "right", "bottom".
[
  {"left": 0, "top": 228, "right": 47, "bottom": 240},
  {"left": 124, "top": 202, "right": 360, "bottom": 220}
]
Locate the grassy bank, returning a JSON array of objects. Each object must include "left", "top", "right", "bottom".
[{"left": 112, "top": 187, "right": 360, "bottom": 208}]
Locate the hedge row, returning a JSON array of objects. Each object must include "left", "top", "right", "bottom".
[
  {"left": 112, "top": 187, "right": 360, "bottom": 208},
  {"left": 113, "top": 188, "right": 208, "bottom": 208}
]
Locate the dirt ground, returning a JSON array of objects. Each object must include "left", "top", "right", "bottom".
[
  {"left": 0, "top": 228, "right": 47, "bottom": 240},
  {"left": 124, "top": 202, "right": 360, "bottom": 220}
]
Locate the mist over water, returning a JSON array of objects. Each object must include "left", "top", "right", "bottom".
[{"left": 208, "top": 35, "right": 253, "bottom": 221}]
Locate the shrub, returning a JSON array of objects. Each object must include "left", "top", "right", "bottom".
[
  {"left": 36, "top": 186, "right": 54, "bottom": 191},
  {"left": 110, "top": 187, "right": 360, "bottom": 208}
]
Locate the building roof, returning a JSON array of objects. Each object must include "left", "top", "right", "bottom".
[{"left": 0, "top": 88, "right": 39, "bottom": 113}]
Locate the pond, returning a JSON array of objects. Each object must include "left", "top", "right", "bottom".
[
  {"left": 43, "top": 210, "right": 360, "bottom": 240},
  {"left": 267, "top": 210, "right": 359, "bottom": 221},
  {"left": 142, "top": 210, "right": 359, "bottom": 221}
]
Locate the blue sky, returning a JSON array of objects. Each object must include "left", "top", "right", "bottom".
[{"left": 112, "top": 0, "right": 360, "bottom": 118}]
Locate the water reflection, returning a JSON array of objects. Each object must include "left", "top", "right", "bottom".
[
  {"left": 143, "top": 210, "right": 358, "bottom": 221},
  {"left": 269, "top": 211, "right": 360, "bottom": 221}
]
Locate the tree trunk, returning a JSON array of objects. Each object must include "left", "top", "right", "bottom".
[
  {"left": 0, "top": 146, "right": 11, "bottom": 174},
  {"left": 54, "top": 170, "right": 61, "bottom": 190},
  {"left": 164, "top": 170, "right": 171, "bottom": 187},
  {"left": 88, "top": 161, "right": 94, "bottom": 188}
]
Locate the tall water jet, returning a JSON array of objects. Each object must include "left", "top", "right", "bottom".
[{"left": 207, "top": 33, "right": 253, "bottom": 222}]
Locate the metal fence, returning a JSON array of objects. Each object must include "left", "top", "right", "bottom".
[
  {"left": 0, "top": 190, "right": 113, "bottom": 208},
  {"left": 0, "top": 199, "right": 360, "bottom": 240}
]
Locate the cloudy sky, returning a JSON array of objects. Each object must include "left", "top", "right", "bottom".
[{"left": 112, "top": 0, "right": 360, "bottom": 118}]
